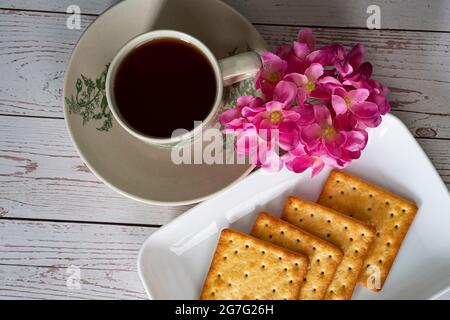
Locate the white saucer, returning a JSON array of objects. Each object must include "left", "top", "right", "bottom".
[{"left": 63, "top": 0, "right": 267, "bottom": 205}]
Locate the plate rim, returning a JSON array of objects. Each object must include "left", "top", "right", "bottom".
[{"left": 62, "top": 0, "right": 266, "bottom": 206}]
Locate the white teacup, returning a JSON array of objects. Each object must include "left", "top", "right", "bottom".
[{"left": 106, "top": 29, "right": 261, "bottom": 147}]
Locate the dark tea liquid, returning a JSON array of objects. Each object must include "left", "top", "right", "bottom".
[{"left": 113, "top": 38, "right": 217, "bottom": 138}]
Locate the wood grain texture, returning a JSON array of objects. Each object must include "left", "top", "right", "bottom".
[
  {"left": 0, "top": 265, "right": 146, "bottom": 299},
  {"left": 0, "top": 0, "right": 119, "bottom": 15},
  {"left": 0, "top": 115, "right": 447, "bottom": 226},
  {"left": 1, "top": 218, "right": 447, "bottom": 299},
  {"left": 0, "top": 10, "right": 95, "bottom": 117},
  {"left": 0, "top": 0, "right": 449, "bottom": 301},
  {"left": 0, "top": 116, "right": 193, "bottom": 225},
  {"left": 2, "top": 0, "right": 450, "bottom": 32},
  {"left": 225, "top": 0, "right": 450, "bottom": 32},
  {"left": 418, "top": 138, "right": 450, "bottom": 187},
  {"left": 0, "top": 219, "right": 155, "bottom": 269},
  {"left": 1, "top": 10, "right": 449, "bottom": 122},
  {"left": 0, "top": 219, "right": 155, "bottom": 299},
  {"left": 255, "top": 25, "right": 450, "bottom": 116}
]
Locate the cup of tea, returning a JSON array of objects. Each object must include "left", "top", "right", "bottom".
[{"left": 105, "top": 29, "right": 262, "bottom": 147}]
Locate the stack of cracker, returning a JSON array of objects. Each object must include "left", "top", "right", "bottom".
[
  {"left": 200, "top": 170, "right": 418, "bottom": 300},
  {"left": 317, "top": 170, "right": 418, "bottom": 291}
]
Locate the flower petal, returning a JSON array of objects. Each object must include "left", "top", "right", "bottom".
[
  {"left": 219, "top": 107, "right": 242, "bottom": 126},
  {"left": 300, "top": 123, "right": 322, "bottom": 149},
  {"left": 292, "top": 104, "right": 315, "bottom": 126},
  {"left": 235, "top": 126, "right": 258, "bottom": 156},
  {"left": 241, "top": 106, "right": 265, "bottom": 119},
  {"left": 311, "top": 158, "right": 325, "bottom": 177},
  {"left": 284, "top": 73, "right": 308, "bottom": 87},
  {"left": 297, "top": 28, "right": 316, "bottom": 51},
  {"left": 317, "top": 76, "right": 342, "bottom": 86},
  {"left": 347, "top": 43, "right": 365, "bottom": 71},
  {"left": 331, "top": 95, "right": 348, "bottom": 115},
  {"left": 324, "top": 131, "right": 347, "bottom": 159},
  {"left": 264, "top": 101, "right": 285, "bottom": 112},
  {"left": 333, "top": 113, "right": 358, "bottom": 131},
  {"left": 344, "top": 130, "right": 368, "bottom": 152},
  {"left": 350, "top": 101, "right": 380, "bottom": 120},
  {"left": 261, "top": 52, "right": 287, "bottom": 72},
  {"left": 276, "top": 45, "right": 291, "bottom": 60},
  {"left": 369, "top": 92, "right": 391, "bottom": 115},
  {"left": 282, "top": 110, "right": 301, "bottom": 122},
  {"left": 273, "top": 80, "right": 297, "bottom": 105},
  {"left": 313, "top": 104, "right": 332, "bottom": 128},
  {"left": 358, "top": 115, "right": 382, "bottom": 128},
  {"left": 292, "top": 41, "right": 310, "bottom": 60},
  {"left": 348, "top": 88, "right": 370, "bottom": 104},
  {"left": 279, "top": 129, "right": 300, "bottom": 151},
  {"left": 236, "top": 95, "right": 255, "bottom": 107},
  {"left": 284, "top": 154, "right": 314, "bottom": 173},
  {"left": 305, "top": 63, "right": 324, "bottom": 81}
]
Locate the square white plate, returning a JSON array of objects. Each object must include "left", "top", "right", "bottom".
[{"left": 138, "top": 114, "right": 450, "bottom": 300}]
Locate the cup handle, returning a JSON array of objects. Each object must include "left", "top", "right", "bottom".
[{"left": 218, "top": 51, "right": 262, "bottom": 87}]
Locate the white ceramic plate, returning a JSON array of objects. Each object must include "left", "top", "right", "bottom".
[
  {"left": 138, "top": 114, "right": 450, "bottom": 300},
  {"left": 63, "top": 0, "right": 267, "bottom": 206}
]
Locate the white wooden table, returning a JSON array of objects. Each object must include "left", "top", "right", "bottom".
[{"left": 0, "top": 0, "right": 449, "bottom": 300}]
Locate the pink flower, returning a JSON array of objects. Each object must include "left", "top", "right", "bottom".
[
  {"left": 308, "top": 43, "right": 346, "bottom": 67},
  {"left": 255, "top": 52, "right": 287, "bottom": 99},
  {"left": 342, "top": 62, "right": 373, "bottom": 88},
  {"left": 235, "top": 123, "right": 283, "bottom": 172},
  {"left": 278, "top": 28, "right": 316, "bottom": 74},
  {"left": 252, "top": 101, "right": 300, "bottom": 130},
  {"left": 367, "top": 79, "right": 391, "bottom": 115},
  {"left": 284, "top": 63, "right": 324, "bottom": 105},
  {"left": 300, "top": 105, "right": 368, "bottom": 162},
  {"left": 331, "top": 87, "right": 381, "bottom": 128},
  {"left": 220, "top": 95, "right": 264, "bottom": 132},
  {"left": 219, "top": 27, "right": 389, "bottom": 175},
  {"left": 336, "top": 44, "right": 365, "bottom": 78},
  {"left": 283, "top": 145, "right": 325, "bottom": 176},
  {"left": 252, "top": 99, "right": 300, "bottom": 151},
  {"left": 298, "top": 28, "right": 316, "bottom": 52}
]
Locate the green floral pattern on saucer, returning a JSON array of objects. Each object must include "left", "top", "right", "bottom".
[{"left": 65, "top": 65, "right": 112, "bottom": 132}]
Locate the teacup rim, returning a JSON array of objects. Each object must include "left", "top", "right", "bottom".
[{"left": 105, "top": 29, "right": 224, "bottom": 146}]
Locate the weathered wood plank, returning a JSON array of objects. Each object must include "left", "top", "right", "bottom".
[
  {"left": 1, "top": 10, "right": 449, "bottom": 118},
  {"left": 0, "top": 219, "right": 155, "bottom": 269},
  {"left": 0, "top": 115, "right": 448, "bottom": 226},
  {"left": 393, "top": 111, "right": 450, "bottom": 139},
  {"left": 0, "top": 116, "right": 193, "bottom": 225},
  {"left": 0, "top": 219, "right": 154, "bottom": 299},
  {"left": 2, "top": 0, "right": 450, "bottom": 32},
  {"left": 0, "top": 265, "right": 146, "bottom": 299},
  {"left": 1, "top": 214, "right": 449, "bottom": 300},
  {"left": 226, "top": 0, "right": 450, "bottom": 32},
  {"left": 418, "top": 138, "right": 450, "bottom": 187},
  {"left": 0, "top": 10, "right": 95, "bottom": 117},
  {"left": 0, "top": 0, "right": 118, "bottom": 15},
  {"left": 255, "top": 25, "right": 450, "bottom": 116}
]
